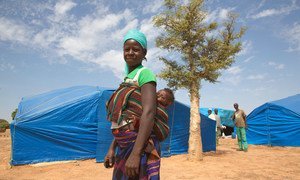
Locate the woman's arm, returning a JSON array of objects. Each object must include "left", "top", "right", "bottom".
[
  {"left": 104, "top": 138, "right": 117, "bottom": 168},
  {"left": 125, "top": 82, "right": 157, "bottom": 177}
]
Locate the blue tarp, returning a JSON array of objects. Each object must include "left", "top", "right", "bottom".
[
  {"left": 247, "top": 94, "right": 300, "bottom": 147},
  {"left": 10, "top": 86, "right": 115, "bottom": 165},
  {"left": 10, "top": 86, "right": 216, "bottom": 165}
]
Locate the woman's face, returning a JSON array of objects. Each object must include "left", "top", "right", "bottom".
[{"left": 123, "top": 39, "right": 146, "bottom": 69}]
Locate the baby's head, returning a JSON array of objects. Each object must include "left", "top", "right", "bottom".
[{"left": 157, "top": 88, "right": 175, "bottom": 108}]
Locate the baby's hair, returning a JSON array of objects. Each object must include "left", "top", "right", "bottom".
[{"left": 163, "top": 88, "right": 175, "bottom": 103}]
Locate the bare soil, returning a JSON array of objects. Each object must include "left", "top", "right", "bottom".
[{"left": 1, "top": 130, "right": 299, "bottom": 180}]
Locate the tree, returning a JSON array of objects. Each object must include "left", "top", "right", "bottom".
[
  {"left": 11, "top": 108, "right": 18, "bottom": 120},
  {"left": 0, "top": 119, "right": 9, "bottom": 132},
  {"left": 153, "top": 0, "right": 245, "bottom": 160}
]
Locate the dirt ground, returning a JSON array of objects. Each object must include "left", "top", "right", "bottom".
[{"left": 1, "top": 130, "right": 300, "bottom": 180}]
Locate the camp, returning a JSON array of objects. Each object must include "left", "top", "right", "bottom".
[
  {"left": 10, "top": 86, "right": 216, "bottom": 165},
  {"left": 247, "top": 94, "right": 300, "bottom": 147}
]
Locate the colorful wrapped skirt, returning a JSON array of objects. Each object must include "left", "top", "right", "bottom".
[{"left": 112, "top": 129, "right": 161, "bottom": 180}]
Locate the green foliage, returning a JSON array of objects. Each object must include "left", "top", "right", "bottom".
[
  {"left": 11, "top": 108, "right": 18, "bottom": 120},
  {"left": 153, "top": 0, "right": 246, "bottom": 159},
  {"left": 0, "top": 119, "right": 9, "bottom": 132},
  {"left": 153, "top": 0, "right": 245, "bottom": 90}
]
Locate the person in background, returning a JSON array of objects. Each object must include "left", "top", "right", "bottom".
[
  {"left": 208, "top": 108, "right": 215, "bottom": 120},
  {"left": 214, "top": 109, "right": 225, "bottom": 145},
  {"left": 208, "top": 109, "right": 218, "bottom": 145},
  {"left": 232, "top": 103, "right": 248, "bottom": 152}
]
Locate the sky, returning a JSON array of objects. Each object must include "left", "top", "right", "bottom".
[{"left": 1, "top": 0, "right": 300, "bottom": 122}]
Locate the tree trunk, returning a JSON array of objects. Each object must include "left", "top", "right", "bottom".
[{"left": 188, "top": 81, "right": 203, "bottom": 161}]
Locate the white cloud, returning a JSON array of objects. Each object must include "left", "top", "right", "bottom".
[
  {"left": 143, "top": 47, "right": 166, "bottom": 73},
  {"left": 205, "top": 8, "right": 235, "bottom": 23},
  {"left": 242, "top": 87, "right": 266, "bottom": 92},
  {"left": 242, "top": 87, "right": 266, "bottom": 96},
  {"left": 0, "top": 18, "right": 31, "bottom": 43},
  {"left": 251, "top": 0, "right": 300, "bottom": 19},
  {"left": 243, "top": 56, "right": 254, "bottom": 63},
  {"left": 0, "top": 62, "right": 15, "bottom": 71},
  {"left": 276, "top": 64, "right": 285, "bottom": 69},
  {"left": 237, "top": 40, "right": 252, "bottom": 56},
  {"left": 222, "top": 75, "right": 241, "bottom": 86},
  {"left": 141, "top": 17, "right": 161, "bottom": 43},
  {"left": 226, "top": 66, "right": 242, "bottom": 75},
  {"left": 257, "top": 0, "right": 267, "bottom": 10},
  {"left": 143, "top": 0, "right": 163, "bottom": 14},
  {"left": 219, "top": 9, "right": 231, "bottom": 20},
  {"left": 204, "top": 8, "right": 235, "bottom": 38},
  {"left": 268, "top": 62, "right": 276, "bottom": 66},
  {"left": 247, "top": 74, "right": 266, "bottom": 80},
  {"left": 0, "top": 2, "right": 140, "bottom": 77},
  {"left": 283, "top": 23, "right": 300, "bottom": 52},
  {"left": 51, "top": 0, "right": 77, "bottom": 22},
  {"left": 0, "top": 2, "right": 164, "bottom": 79},
  {"left": 58, "top": 12, "right": 125, "bottom": 54},
  {"left": 266, "top": 79, "right": 275, "bottom": 83},
  {"left": 33, "top": 28, "right": 63, "bottom": 48},
  {"left": 252, "top": 9, "right": 278, "bottom": 19},
  {"left": 94, "top": 50, "right": 125, "bottom": 80},
  {"left": 112, "top": 18, "right": 139, "bottom": 42},
  {"left": 32, "top": 7, "right": 139, "bottom": 73},
  {"left": 268, "top": 61, "right": 285, "bottom": 69},
  {"left": 55, "top": 0, "right": 76, "bottom": 15},
  {"left": 204, "top": 9, "right": 217, "bottom": 23}
]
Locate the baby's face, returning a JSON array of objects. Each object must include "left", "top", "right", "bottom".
[{"left": 157, "top": 90, "right": 172, "bottom": 108}]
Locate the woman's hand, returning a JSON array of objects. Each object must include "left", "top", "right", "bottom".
[
  {"left": 104, "top": 139, "right": 117, "bottom": 168},
  {"left": 125, "top": 152, "right": 141, "bottom": 177},
  {"left": 104, "top": 149, "right": 115, "bottom": 168}
]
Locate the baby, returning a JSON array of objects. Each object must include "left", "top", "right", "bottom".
[
  {"left": 125, "top": 88, "right": 174, "bottom": 132},
  {"left": 107, "top": 86, "right": 174, "bottom": 139},
  {"left": 157, "top": 88, "right": 175, "bottom": 108}
]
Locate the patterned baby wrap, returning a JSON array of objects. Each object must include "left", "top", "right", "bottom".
[{"left": 106, "top": 82, "right": 170, "bottom": 141}]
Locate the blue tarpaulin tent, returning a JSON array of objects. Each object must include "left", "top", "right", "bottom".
[
  {"left": 10, "top": 86, "right": 216, "bottom": 165},
  {"left": 247, "top": 94, "right": 300, "bottom": 147},
  {"left": 10, "top": 86, "right": 114, "bottom": 165}
]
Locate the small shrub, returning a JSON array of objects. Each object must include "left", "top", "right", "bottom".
[{"left": 0, "top": 119, "right": 9, "bottom": 132}]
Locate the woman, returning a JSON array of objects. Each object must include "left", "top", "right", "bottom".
[{"left": 105, "top": 29, "right": 160, "bottom": 179}]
